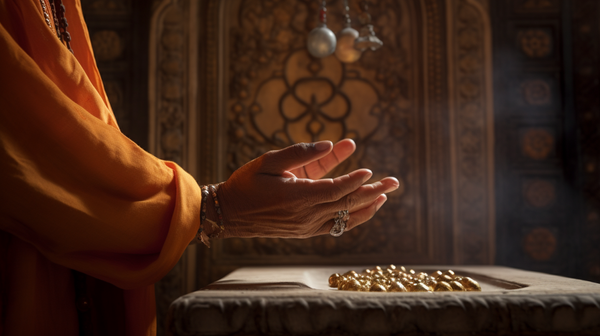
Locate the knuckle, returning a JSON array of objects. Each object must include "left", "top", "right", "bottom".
[
  {"left": 292, "top": 143, "right": 310, "bottom": 158},
  {"left": 327, "top": 184, "right": 344, "bottom": 202},
  {"left": 344, "top": 193, "right": 359, "bottom": 209}
]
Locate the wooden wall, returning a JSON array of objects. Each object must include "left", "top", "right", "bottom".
[{"left": 491, "top": 0, "right": 600, "bottom": 283}]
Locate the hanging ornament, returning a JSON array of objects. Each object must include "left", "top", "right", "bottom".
[
  {"left": 307, "top": 1, "right": 337, "bottom": 58},
  {"left": 335, "top": 0, "right": 362, "bottom": 63},
  {"left": 354, "top": 0, "right": 383, "bottom": 51}
]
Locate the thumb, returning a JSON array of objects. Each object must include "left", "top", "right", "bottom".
[{"left": 260, "top": 141, "right": 332, "bottom": 175}]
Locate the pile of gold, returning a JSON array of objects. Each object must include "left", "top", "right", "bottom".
[{"left": 329, "top": 265, "right": 481, "bottom": 292}]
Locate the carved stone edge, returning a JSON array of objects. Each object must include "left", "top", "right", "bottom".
[
  {"left": 168, "top": 290, "right": 600, "bottom": 335},
  {"left": 447, "top": 0, "right": 496, "bottom": 264}
]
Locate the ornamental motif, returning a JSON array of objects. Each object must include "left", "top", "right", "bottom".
[
  {"left": 518, "top": 28, "right": 553, "bottom": 58},
  {"left": 521, "top": 79, "right": 552, "bottom": 106},
  {"left": 91, "top": 30, "right": 123, "bottom": 61},
  {"left": 522, "top": 128, "right": 554, "bottom": 160},
  {"left": 451, "top": 0, "right": 495, "bottom": 265},
  {"left": 523, "top": 227, "right": 557, "bottom": 261},
  {"left": 249, "top": 50, "right": 381, "bottom": 145},
  {"left": 523, "top": 179, "right": 556, "bottom": 208}
]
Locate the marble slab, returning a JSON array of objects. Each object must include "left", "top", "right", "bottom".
[{"left": 167, "top": 266, "right": 600, "bottom": 335}]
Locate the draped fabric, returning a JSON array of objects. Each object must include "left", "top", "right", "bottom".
[{"left": 0, "top": 1, "right": 201, "bottom": 335}]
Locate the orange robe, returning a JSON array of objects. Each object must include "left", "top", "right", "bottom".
[{"left": 0, "top": 1, "right": 201, "bottom": 335}]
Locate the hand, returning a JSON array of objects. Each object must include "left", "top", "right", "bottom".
[
  {"left": 216, "top": 140, "right": 399, "bottom": 239},
  {"left": 288, "top": 138, "right": 357, "bottom": 179}
]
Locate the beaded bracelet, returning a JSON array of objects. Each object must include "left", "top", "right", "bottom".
[
  {"left": 196, "top": 185, "right": 210, "bottom": 242},
  {"left": 209, "top": 184, "right": 225, "bottom": 233},
  {"left": 199, "top": 184, "right": 225, "bottom": 248}
]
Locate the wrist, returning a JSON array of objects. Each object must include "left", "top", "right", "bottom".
[
  {"left": 197, "top": 184, "right": 226, "bottom": 247},
  {"left": 204, "top": 194, "right": 221, "bottom": 238}
]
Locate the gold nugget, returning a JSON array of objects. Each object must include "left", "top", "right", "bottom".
[
  {"left": 450, "top": 281, "right": 466, "bottom": 291},
  {"left": 329, "top": 267, "right": 480, "bottom": 294},
  {"left": 443, "top": 270, "right": 455, "bottom": 278},
  {"left": 370, "top": 283, "right": 387, "bottom": 292},
  {"left": 410, "top": 282, "right": 432, "bottom": 292},
  {"left": 460, "top": 277, "right": 482, "bottom": 291},
  {"left": 345, "top": 278, "right": 361, "bottom": 291},
  {"left": 329, "top": 273, "right": 341, "bottom": 287},
  {"left": 337, "top": 276, "right": 348, "bottom": 290},
  {"left": 344, "top": 270, "right": 358, "bottom": 278},
  {"left": 430, "top": 270, "right": 443, "bottom": 278},
  {"left": 433, "top": 281, "right": 453, "bottom": 292},
  {"left": 437, "top": 274, "right": 454, "bottom": 283},
  {"left": 389, "top": 281, "right": 408, "bottom": 292}
]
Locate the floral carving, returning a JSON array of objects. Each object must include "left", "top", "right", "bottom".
[
  {"left": 523, "top": 227, "right": 557, "bottom": 261},
  {"left": 521, "top": 79, "right": 552, "bottom": 105},
  {"left": 518, "top": 28, "right": 553, "bottom": 58},
  {"left": 523, "top": 179, "right": 556, "bottom": 208},
  {"left": 91, "top": 30, "right": 123, "bottom": 61},
  {"left": 153, "top": 3, "right": 188, "bottom": 164},
  {"left": 451, "top": 0, "right": 495, "bottom": 264},
  {"left": 522, "top": 128, "right": 554, "bottom": 160},
  {"left": 249, "top": 50, "right": 381, "bottom": 145},
  {"left": 149, "top": 1, "right": 192, "bottom": 334}
]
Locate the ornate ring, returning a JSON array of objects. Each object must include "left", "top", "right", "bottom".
[{"left": 330, "top": 210, "right": 350, "bottom": 237}]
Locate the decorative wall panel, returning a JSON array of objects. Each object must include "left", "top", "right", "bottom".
[
  {"left": 572, "top": 0, "right": 600, "bottom": 283},
  {"left": 492, "top": 0, "right": 582, "bottom": 278},
  {"left": 82, "top": 0, "right": 150, "bottom": 148},
  {"left": 148, "top": 1, "right": 199, "bottom": 334}
]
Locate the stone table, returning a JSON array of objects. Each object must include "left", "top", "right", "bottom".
[{"left": 167, "top": 266, "right": 600, "bottom": 335}]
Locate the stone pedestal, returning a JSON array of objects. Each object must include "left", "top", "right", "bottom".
[{"left": 167, "top": 266, "right": 600, "bottom": 335}]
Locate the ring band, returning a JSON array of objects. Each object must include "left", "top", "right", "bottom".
[{"left": 330, "top": 210, "right": 350, "bottom": 237}]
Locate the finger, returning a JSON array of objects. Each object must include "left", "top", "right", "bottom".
[
  {"left": 300, "top": 139, "right": 356, "bottom": 179},
  {"left": 314, "top": 194, "right": 387, "bottom": 236},
  {"left": 297, "top": 168, "right": 373, "bottom": 204},
  {"left": 259, "top": 141, "right": 332, "bottom": 175},
  {"left": 320, "top": 177, "right": 399, "bottom": 212}
]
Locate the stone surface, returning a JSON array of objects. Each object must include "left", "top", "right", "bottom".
[{"left": 167, "top": 266, "right": 600, "bottom": 335}]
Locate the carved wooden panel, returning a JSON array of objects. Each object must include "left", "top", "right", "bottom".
[
  {"left": 492, "top": 0, "right": 583, "bottom": 278},
  {"left": 572, "top": 0, "right": 600, "bottom": 283},
  {"left": 82, "top": 0, "right": 150, "bottom": 148},
  {"left": 148, "top": 1, "right": 199, "bottom": 334}
]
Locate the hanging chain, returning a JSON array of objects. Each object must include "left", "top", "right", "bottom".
[
  {"left": 343, "top": 0, "right": 351, "bottom": 27},
  {"left": 319, "top": 0, "right": 327, "bottom": 24}
]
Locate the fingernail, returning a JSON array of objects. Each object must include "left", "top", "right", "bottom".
[
  {"left": 363, "top": 169, "right": 373, "bottom": 182},
  {"left": 376, "top": 195, "right": 387, "bottom": 211},
  {"left": 314, "top": 141, "right": 332, "bottom": 151}
]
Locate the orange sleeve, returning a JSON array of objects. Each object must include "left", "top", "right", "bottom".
[{"left": 0, "top": 4, "right": 201, "bottom": 290}]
